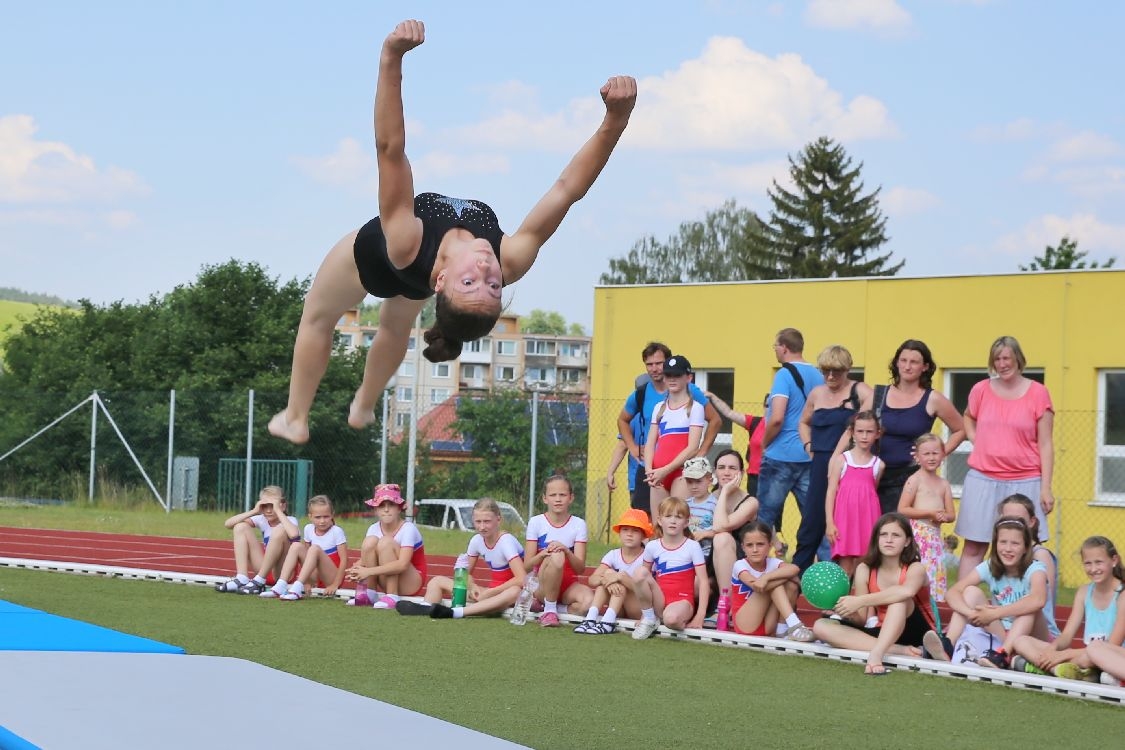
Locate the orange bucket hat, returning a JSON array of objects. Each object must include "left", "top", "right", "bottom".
[{"left": 612, "top": 508, "right": 654, "bottom": 539}]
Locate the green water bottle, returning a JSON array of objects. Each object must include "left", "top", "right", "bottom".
[{"left": 452, "top": 554, "right": 469, "bottom": 607}]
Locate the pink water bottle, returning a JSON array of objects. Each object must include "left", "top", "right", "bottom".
[
  {"left": 354, "top": 579, "right": 371, "bottom": 607},
  {"left": 716, "top": 588, "right": 731, "bottom": 632}
]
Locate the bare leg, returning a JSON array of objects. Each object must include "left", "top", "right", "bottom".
[
  {"left": 959, "top": 540, "right": 989, "bottom": 581},
  {"left": 712, "top": 532, "right": 737, "bottom": 594},
  {"left": 270, "top": 231, "right": 369, "bottom": 444},
  {"left": 560, "top": 582, "right": 594, "bottom": 615},
  {"left": 1087, "top": 640, "right": 1125, "bottom": 682},
  {"left": 277, "top": 543, "right": 306, "bottom": 583},
  {"left": 232, "top": 524, "right": 260, "bottom": 576},
  {"left": 349, "top": 295, "right": 425, "bottom": 428},
  {"left": 536, "top": 551, "right": 566, "bottom": 603},
  {"left": 424, "top": 576, "right": 453, "bottom": 604}
]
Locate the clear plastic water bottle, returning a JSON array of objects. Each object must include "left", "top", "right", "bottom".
[
  {"left": 452, "top": 554, "right": 470, "bottom": 607},
  {"left": 509, "top": 571, "right": 539, "bottom": 626},
  {"left": 716, "top": 588, "right": 731, "bottom": 632}
]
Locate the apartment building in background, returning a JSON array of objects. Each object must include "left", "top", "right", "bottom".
[{"left": 334, "top": 309, "right": 592, "bottom": 433}]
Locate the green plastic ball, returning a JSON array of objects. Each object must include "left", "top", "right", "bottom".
[{"left": 800, "top": 561, "right": 851, "bottom": 610}]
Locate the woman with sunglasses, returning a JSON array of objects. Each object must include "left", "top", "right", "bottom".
[{"left": 798, "top": 345, "right": 873, "bottom": 570}]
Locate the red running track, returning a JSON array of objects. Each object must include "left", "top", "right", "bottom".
[{"left": 0, "top": 526, "right": 468, "bottom": 579}]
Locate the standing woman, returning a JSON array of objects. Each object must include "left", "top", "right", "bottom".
[
  {"left": 798, "top": 345, "right": 872, "bottom": 571},
  {"left": 956, "top": 336, "right": 1054, "bottom": 579},
  {"left": 873, "top": 340, "right": 965, "bottom": 515},
  {"left": 270, "top": 19, "right": 637, "bottom": 444}
]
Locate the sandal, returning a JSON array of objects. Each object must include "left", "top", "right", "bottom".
[
  {"left": 215, "top": 578, "right": 241, "bottom": 593},
  {"left": 864, "top": 664, "right": 891, "bottom": 676}
]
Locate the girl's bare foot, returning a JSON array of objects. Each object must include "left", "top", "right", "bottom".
[
  {"left": 269, "top": 412, "right": 309, "bottom": 444},
  {"left": 348, "top": 399, "right": 377, "bottom": 430}
]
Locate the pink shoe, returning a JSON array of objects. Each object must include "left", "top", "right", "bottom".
[
  {"left": 372, "top": 595, "right": 398, "bottom": 610},
  {"left": 530, "top": 599, "right": 544, "bottom": 614},
  {"left": 539, "top": 612, "right": 560, "bottom": 628}
]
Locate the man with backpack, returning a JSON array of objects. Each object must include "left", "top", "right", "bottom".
[
  {"left": 615, "top": 342, "right": 721, "bottom": 513},
  {"left": 755, "top": 328, "right": 824, "bottom": 572}
]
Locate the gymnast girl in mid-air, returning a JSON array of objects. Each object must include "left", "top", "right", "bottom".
[{"left": 269, "top": 18, "right": 637, "bottom": 444}]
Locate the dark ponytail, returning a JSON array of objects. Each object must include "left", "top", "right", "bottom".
[{"left": 422, "top": 292, "right": 499, "bottom": 363}]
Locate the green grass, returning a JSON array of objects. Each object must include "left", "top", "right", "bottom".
[{"left": 1, "top": 568, "right": 1121, "bottom": 748}]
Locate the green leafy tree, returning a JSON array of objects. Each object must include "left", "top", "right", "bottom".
[
  {"left": 0, "top": 261, "right": 378, "bottom": 507},
  {"left": 600, "top": 200, "right": 767, "bottom": 283},
  {"left": 521, "top": 309, "right": 568, "bottom": 335},
  {"left": 752, "top": 136, "right": 901, "bottom": 279},
  {"left": 567, "top": 322, "right": 586, "bottom": 336},
  {"left": 440, "top": 391, "right": 587, "bottom": 512},
  {"left": 1019, "top": 235, "right": 1117, "bottom": 271}
]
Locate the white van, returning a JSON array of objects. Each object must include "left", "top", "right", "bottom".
[{"left": 413, "top": 499, "right": 526, "bottom": 535}]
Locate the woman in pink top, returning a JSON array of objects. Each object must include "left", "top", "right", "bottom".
[{"left": 956, "top": 336, "right": 1054, "bottom": 578}]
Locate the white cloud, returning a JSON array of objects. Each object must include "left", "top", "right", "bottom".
[
  {"left": 291, "top": 136, "right": 374, "bottom": 188},
  {"left": 413, "top": 152, "right": 510, "bottom": 182},
  {"left": 804, "top": 0, "right": 912, "bottom": 32},
  {"left": 634, "top": 38, "right": 898, "bottom": 152},
  {"left": 967, "top": 118, "right": 1041, "bottom": 143},
  {"left": 0, "top": 114, "right": 148, "bottom": 204},
  {"left": 1046, "top": 131, "right": 1122, "bottom": 162},
  {"left": 882, "top": 186, "right": 941, "bottom": 215},
  {"left": 444, "top": 37, "right": 897, "bottom": 154},
  {"left": 993, "top": 213, "right": 1125, "bottom": 258}
]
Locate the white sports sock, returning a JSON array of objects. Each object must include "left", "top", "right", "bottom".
[
  {"left": 271, "top": 580, "right": 289, "bottom": 595},
  {"left": 585, "top": 607, "right": 599, "bottom": 621},
  {"left": 453, "top": 607, "right": 465, "bottom": 619},
  {"left": 235, "top": 574, "right": 250, "bottom": 585},
  {"left": 543, "top": 600, "right": 559, "bottom": 615},
  {"left": 290, "top": 581, "right": 305, "bottom": 596},
  {"left": 641, "top": 608, "right": 656, "bottom": 622},
  {"left": 602, "top": 608, "right": 618, "bottom": 626},
  {"left": 252, "top": 575, "right": 267, "bottom": 585},
  {"left": 786, "top": 613, "right": 802, "bottom": 629},
  {"left": 776, "top": 624, "right": 788, "bottom": 636}
]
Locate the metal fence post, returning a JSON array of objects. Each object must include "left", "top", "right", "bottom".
[
  {"left": 165, "top": 389, "right": 176, "bottom": 514},
  {"left": 528, "top": 390, "right": 539, "bottom": 523},
  {"left": 88, "top": 390, "right": 98, "bottom": 501},
  {"left": 380, "top": 389, "right": 389, "bottom": 485},
  {"left": 244, "top": 389, "right": 255, "bottom": 512}
]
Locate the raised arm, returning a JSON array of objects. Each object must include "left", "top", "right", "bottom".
[
  {"left": 500, "top": 76, "right": 637, "bottom": 283},
  {"left": 705, "top": 391, "right": 749, "bottom": 428},
  {"left": 374, "top": 20, "right": 425, "bottom": 266}
]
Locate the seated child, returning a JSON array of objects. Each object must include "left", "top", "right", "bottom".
[
  {"left": 630, "top": 497, "right": 709, "bottom": 639},
  {"left": 261, "top": 495, "right": 348, "bottom": 600},
  {"left": 214, "top": 485, "right": 300, "bottom": 594},
  {"left": 523, "top": 475, "right": 594, "bottom": 627},
  {"left": 574, "top": 508, "right": 653, "bottom": 635},
  {"left": 1012, "top": 536, "right": 1124, "bottom": 680},
  {"left": 345, "top": 483, "right": 427, "bottom": 608},
  {"left": 729, "top": 521, "right": 809, "bottom": 641},
  {"left": 396, "top": 498, "right": 527, "bottom": 619}
]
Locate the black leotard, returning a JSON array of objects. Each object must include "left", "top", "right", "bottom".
[{"left": 352, "top": 192, "right": 505, "bottom": 299}]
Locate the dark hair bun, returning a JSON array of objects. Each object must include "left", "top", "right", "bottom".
[{"left": 422, "top": 326, "right": 463, "bottom": 362}]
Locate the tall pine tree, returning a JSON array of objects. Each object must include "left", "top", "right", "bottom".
[{"left": 753, "top": 137, "right": 901, "bottom": 279}]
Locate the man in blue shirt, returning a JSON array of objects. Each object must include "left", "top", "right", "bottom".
[
  {"left": 756, "top": 328, "right": 825, "bottom": 573},
  {"left": 615, "top": 342, "right": 721, "bottom": 512}
]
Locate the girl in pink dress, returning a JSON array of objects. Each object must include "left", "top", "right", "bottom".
[{"left": 826, "top": 411, "right": 884, "bottom": 578}]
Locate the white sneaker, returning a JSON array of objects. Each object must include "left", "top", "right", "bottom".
[
  {"left": 1100, "top": 671, "right": 1121, "bottom": 687},
  {"left": 632, "top": 619, "right": 659, "bottom": 640}
]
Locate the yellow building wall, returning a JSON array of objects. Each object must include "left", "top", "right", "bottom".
[{"left": 587, "top": 269, "right": 1125, "bottom": 587}]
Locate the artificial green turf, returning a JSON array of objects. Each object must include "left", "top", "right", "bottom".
[{"left": 1, "top": 569, "right": 1121, "bottom": 748}]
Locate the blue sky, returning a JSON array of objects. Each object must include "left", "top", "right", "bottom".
[{"left": 3, "top": 1, "right": 1123, "bottom": 328}]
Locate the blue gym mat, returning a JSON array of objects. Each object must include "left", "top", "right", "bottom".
[{"left": 0, "top": 600, "right": 184, "bottom": 654}]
